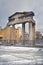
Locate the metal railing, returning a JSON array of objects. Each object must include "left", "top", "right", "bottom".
[{"left": 0, "top": 38, "right": 43, "bottom": 47}]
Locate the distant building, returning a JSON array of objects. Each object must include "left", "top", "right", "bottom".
[
  {"left": 0, "top": 26, "right": 22, "bottom": 41},
  {"left": 17, "top": 27, "right": 22, "bottom": 40},
  {"left": 35, "top": 31, "right": 42, "bottom": 39},
  {"left": 24, "top": 33, "right": 29, "bottom": 40}
]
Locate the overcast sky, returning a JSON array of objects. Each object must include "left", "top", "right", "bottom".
[{"left": 0, "top": 0, "right": 43, "bottom": 33}]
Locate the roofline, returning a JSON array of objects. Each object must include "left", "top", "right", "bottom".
[{"left": 8, "top": 11, "right": 34, "bottom": 18}]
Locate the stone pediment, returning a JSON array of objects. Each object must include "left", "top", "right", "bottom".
[{"left": 7, "top": 11, "right": 35, "bottom": 26}]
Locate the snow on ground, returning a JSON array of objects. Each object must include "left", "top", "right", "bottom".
[
  {"left": 0, "top": 46, "right": 43, "bottom": 65},
  {"left": 0, "top": 46, "right": 43, "bottom": 51}
]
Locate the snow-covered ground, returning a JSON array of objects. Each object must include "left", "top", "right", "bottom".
[{"left": 0, "top": 46, "right": 43, "bottom": 65}]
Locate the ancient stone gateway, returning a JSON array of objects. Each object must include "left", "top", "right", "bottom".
[{"left": 7, "top": 11, "right": 35, "bottom": 46}]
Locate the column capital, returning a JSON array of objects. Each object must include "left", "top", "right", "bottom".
[{"left": 32, "top": 23, "right": 35, "bottom": 26}]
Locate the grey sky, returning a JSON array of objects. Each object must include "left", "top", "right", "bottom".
[{"left": 0, "top": 0, "right": 43, "bottom": 33}]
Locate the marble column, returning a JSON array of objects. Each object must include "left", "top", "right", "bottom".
[
  {"left": 12, "top": 24, "right": 15, "bottom": 44},
  {"left": 29, "top": 22, "right": 35, "bottom": 46},
  {"left": 6, "top": 25, "right": 10, "bottom": 43},
  {"left": 32, "top": 23, "right": 35, "bottom": 41},
  {"left": 22, "top": 23, "right": 25, "bottom": 46}
]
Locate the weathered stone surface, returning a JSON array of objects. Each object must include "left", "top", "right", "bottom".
[{"left": 7, "top": 11, "right": 35, "bottom": 46}]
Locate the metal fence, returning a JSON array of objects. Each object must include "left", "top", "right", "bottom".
[{"left": 0, "top": 38, "right": 43, "bottom": 47}]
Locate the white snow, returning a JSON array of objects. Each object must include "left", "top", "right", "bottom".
[{"left": 0, "top": 46, "right": 43, "bottom": 65}]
